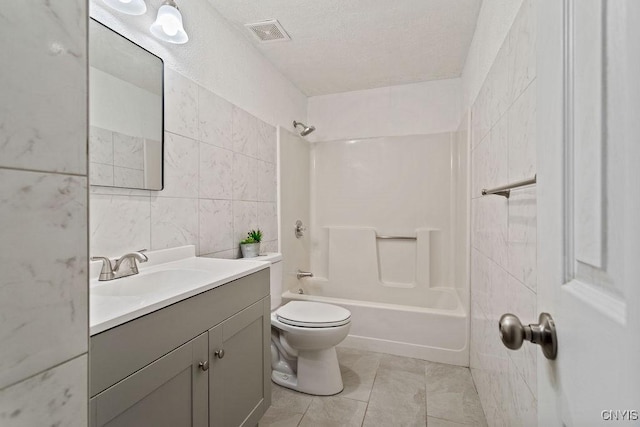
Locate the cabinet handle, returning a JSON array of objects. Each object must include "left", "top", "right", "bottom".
[
  {"left": 199, "top": 361, "right": 209, "bottom": 371},
  {"left": 214, "top": 349, "right": 225, "bottom": 359}
]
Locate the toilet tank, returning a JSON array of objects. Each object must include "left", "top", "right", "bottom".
[{"left": 256, "top": 253, "right": 283, "bottom": 309}]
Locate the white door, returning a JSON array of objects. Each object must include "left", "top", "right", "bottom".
[{"left": 537, "top": 0, "right": 640, "bottom": 425}]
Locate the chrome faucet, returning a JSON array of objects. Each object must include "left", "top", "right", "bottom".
[
  {"left": 91, "top": 249, "right": 148, "bottom": 281},
  {"left": 296, "top": 270, "right": 313, "bottom": 279}
]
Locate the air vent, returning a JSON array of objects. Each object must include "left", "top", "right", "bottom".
[{"left": 244, "top": 19, "right": 291, "bottom": 43}]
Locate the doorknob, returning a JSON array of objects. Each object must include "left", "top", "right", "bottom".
[
  {"left": 499, "top": 312, "right": 557, "bottom": 360},
  {"left": 214, "top": 349, "right": 225, "bottom": 359}
]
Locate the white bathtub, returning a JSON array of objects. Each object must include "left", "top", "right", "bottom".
[{"left": 281, "top": 286, "right": 469, "bottom": 366}]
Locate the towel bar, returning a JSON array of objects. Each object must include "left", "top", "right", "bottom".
[{"left": 481, "top": 175, "right": 536, "bottom": 199}]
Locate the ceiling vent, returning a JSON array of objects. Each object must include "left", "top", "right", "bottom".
[{"left": 244, "top": 19, "right": 291, "bottom": 43}]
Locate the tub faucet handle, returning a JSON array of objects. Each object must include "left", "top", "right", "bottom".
[
  {"left": 91, "top": 256, "right": 115, "bottom": 281},
  {"left": 295, "top": 220, "right": 307, "bottom": 238},
  {"left": 297, "top": 270, "right": 313, "bottom": 279}
]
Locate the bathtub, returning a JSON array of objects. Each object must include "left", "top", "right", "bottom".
[{"left": 281, "top": 285, "right": 469, "bottom": 366}]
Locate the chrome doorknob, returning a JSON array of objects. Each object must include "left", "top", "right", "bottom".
[
  {"left": 199, "top": 361, "right": 209, "bottom": 371},
  {"left": 498, "top": 312, "right": 557, "bottom": 360},
  {"left": 214, "top": 349, "right": 225, "bottom": 359}
]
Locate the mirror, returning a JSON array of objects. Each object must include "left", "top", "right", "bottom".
[{"left": 89, "top": 18, "right": 164, "bottom": 190}]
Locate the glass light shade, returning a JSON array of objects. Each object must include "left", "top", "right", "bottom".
[
  {"left": 102, "top": 0, "right": 147, "bottom": 15},
  {"left": 150, "top": 4, "right": 189, "bottom": 44}
]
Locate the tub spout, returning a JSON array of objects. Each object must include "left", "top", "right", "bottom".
[{"left": 296, "top": 270, "right": 313, "bottom": 279}]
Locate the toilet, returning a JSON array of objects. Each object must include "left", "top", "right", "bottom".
[{"left": 259, "top": 253, "right": 351, "bottom": 396}]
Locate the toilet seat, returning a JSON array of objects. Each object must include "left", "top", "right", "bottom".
[{"left": 275, "top": 301, "right": 351, "bottom": 328}]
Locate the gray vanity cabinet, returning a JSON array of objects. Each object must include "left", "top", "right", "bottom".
[
  {"left": 89, "top": 268, "right": 271, "bottom": 427},
  {"left": 209, "top": 299, "right": 271, "bottom": 427},
  {"left": 89, "top": 333, "right": 209, "bottom": 427}
]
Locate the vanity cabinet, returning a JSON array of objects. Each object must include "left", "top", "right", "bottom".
[
  {"left": 210, "top": 301, "right": 269, "bottom": 427},
  {"left": 89, "top": 268, "right": 271, "bottom": 427},
  {"left": 90, "top": 333, "right": 208, "bottom": 427}
]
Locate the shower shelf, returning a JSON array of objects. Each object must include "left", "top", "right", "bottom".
[{"left": 481, "top": 174, "right": 537, "bottom": 199}]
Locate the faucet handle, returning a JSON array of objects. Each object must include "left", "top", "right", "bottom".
[
  {"left": 90, "top": 256, "right": 115, "bottom": 281},
  {"left": 136, "top": 249, "right": 149, "bottom": 262},
  {"left": 90, "top": 256, "right": 113, "bottom": 267}
]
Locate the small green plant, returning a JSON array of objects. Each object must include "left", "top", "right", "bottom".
[{"left": 240, "top": 229, "right": 262, "bottom": 244}]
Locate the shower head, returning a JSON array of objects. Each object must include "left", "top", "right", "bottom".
[
  {"left": 293, "top": 120, "right": 316, "bottom": 136},
  {"left": 300, "top": 126, "right": 315, "bottom": 136}
]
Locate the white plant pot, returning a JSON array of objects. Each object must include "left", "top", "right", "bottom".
[{"left": 240, "top": 242, "right": 260, "bottom": 258}]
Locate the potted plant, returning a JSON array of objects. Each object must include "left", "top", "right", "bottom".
[{"left": 240, "top": 229, "right": 262, "bottom": 258}]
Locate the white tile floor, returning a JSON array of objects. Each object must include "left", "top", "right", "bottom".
[{"left": 259, "top": 347, "right": 487, "bottom": 427}]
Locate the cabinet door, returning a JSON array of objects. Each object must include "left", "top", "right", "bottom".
[
  {"left": 90, "top": 333, "right": 209, "bottom": 427},
  {"left": 210, "top": 298, "right": 271, "bottom": 427}
]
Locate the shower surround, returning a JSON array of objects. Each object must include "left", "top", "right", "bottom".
[{"left": 282, "top": 133, "right": 470, "bottom": 364}]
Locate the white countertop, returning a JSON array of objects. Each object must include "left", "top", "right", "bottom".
[{"left": 90, "top": 246, "right": 270, "bottom": 335}]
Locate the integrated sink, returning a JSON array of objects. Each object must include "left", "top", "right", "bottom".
[
  {"left": 92, "top": 268, "right": 213, "bottom": 297},
  {"left": 89, "top": 245, "right": 271, "bottom": 335}
]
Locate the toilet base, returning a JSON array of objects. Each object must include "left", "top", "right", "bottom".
[{"left": 272, "top": 347, "right": 344, "bottom": 396}]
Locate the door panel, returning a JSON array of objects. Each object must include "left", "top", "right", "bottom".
[{"left": 537, "top": 0, "right": 640, "bottom": 425}]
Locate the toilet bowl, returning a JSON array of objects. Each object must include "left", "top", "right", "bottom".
[
  {"left": 271, "top": 301, "right": 351, "bottom": 395},
  {"left": 258, "top": 253, "right": 351, "bottom": 395}
]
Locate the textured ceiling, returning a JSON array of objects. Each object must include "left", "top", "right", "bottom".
[{"left": 207, "top": 0, "right": 482, "bottom": 96}]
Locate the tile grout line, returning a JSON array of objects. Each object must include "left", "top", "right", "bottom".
[
  {"left": 466, "top": 367, "right": 490, "bottom": 427},
  {"left": 360, "top": 355, "right": 382, "bottom": 426},
  {"left": 297, "top": 394, "right": 315, "bottom": 425},
  {"left": 425, "top": 362, "right": 429, "bottom": 424},
  {"left": 428, "top": 415, "right": 477, "bottom": 426},
  {"left": 0, "top": 352, "right": 87, "bottom": 393},
  {"left": 471, "top": 239, "right": 536, "bottom": 294},
  {"left": 0, "top": 164, "right": 88, "bottom": 178},
  {"left": 360, "top": 400, "right": 370, "bottom": 427}
]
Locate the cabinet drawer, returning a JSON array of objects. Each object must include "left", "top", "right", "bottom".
[{"left": 90, "top": 268, "right": 269, "bottom": 396}]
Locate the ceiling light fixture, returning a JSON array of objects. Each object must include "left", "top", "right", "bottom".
[
  {"left": 102, "top": 0, "right": 147, "bottom": 16},
  {"left": 150, "top": 0, "right": 189, "bottom": 44}
]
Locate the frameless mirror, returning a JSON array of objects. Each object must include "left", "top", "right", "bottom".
[{"left": 89, "top": 18, "right": 164, "bottom": 190}]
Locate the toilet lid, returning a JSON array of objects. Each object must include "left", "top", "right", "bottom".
[{"left": 276, "top": 301, "right": 351, "bottom": 328}]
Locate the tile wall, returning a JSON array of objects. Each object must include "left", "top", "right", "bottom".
[
  {"left": 90, "top": 68, "right": 279, "bottom": 259},
  {"left": 0, "top": 2, "right": 89, "bottom": 426},
  {"left": 90, "top": 126, "right": 159, "bottom": 188},
  {"left": 469, "top": 0, "right": 537, "bottom": 425}
]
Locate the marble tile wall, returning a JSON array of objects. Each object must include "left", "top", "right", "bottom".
[
  {"left": 90, "top": 126, "right": 152, "bottom": 188},
  {"left": 0, "top": 2, "right": 89, "bottom": 426},
  {"left": 90, "top": 68, "right": 278, "bottom": 259},
  {"left": 469, "top": 1, "right": 538, "bottom": 426}
]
